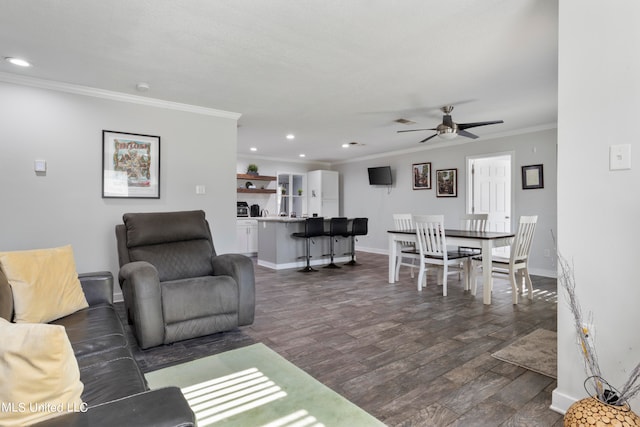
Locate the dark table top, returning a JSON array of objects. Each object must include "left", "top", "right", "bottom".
[{"left": 388, "top": 229, "right": 515, "bottom": 240}]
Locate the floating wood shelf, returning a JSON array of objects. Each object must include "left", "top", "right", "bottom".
[
  {"left": 237, "top": 174, "right": 277, "bottom": 193},
  {"left": 237, "top": 188, "right": 277, "bottom": 194},
  {"left": 236, "top": 174, "right": 277, "bottom": 181}
]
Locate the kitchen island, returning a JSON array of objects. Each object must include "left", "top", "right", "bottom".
[{"left": 256, "top": 217, "right": 351, "bottom": 270}]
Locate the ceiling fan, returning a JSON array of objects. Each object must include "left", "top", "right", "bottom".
[{"left": 397, "top": 106, "right": 503, "bottom": 143}]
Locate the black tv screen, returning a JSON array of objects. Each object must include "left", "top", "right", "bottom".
[{"left": 368, "top": 166, "right": 392, "bottom": 185}]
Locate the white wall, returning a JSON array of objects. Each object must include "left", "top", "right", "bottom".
[
  {"left": 554, "top": 0, "right": 640, "bottom": 412},
  {"left": 334, "top": 128, "right": 557, "bottom": 276},
  {"left": 0, "top": 81, "right": 239, "bottom": 299}
]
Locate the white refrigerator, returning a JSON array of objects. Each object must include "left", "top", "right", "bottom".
[{"left": 307, "top": 170, "right": 339, "bottom": 218}]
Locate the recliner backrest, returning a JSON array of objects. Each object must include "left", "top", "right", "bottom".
[{"left": 117, "top": 210, "right": 216, "bottom": 282}]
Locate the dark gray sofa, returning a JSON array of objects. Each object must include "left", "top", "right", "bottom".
[
  {"left": 0, "top": 270, "right": 195, "bottom": 427},
  {"left": 115, "top": 210, "right": 255, "bottom": 349}
]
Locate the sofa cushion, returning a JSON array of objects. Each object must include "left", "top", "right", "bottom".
[
  {"left": 0, "top": 318, "right": 84, "bottom": 426},
  {"left": 50, "top": 304, "right": 128, "bottom": 359},
  {"left": 0, "top": 245, "right": 88, "bottom": 323},
  {"left": 50, "top": 303, "right": 148, "bottom": 406}
]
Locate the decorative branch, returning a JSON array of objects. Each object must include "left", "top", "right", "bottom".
[
  {"left": 557, "top": 253, "right": 605, "bottom": 401},
  {"left": 557, "top": 248, "right": 640, "bottom": 406}
]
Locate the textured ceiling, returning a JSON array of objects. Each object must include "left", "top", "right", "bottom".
[{"left": 0, "top": 0, "right": 558, "bottom": 163}]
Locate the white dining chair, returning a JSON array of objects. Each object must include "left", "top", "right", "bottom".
[
  {"left": 393, "top": 213, "right": 419, "bottom": 280},
  {"left": 411, "top": 214, "right": 469, "bottom": 295},
  {"left": 470, "top": 215, "right": 538, "bottom": 304},
  {"left": 457, "top": 213, "right": 489, "bottom": 289}
]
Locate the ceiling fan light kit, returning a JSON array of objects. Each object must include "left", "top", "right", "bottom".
[{"left": 398, "top": 105, "right": 503, "bottom": 143}]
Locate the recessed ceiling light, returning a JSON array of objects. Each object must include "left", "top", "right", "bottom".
[
  {"left": 299, "top": 154, "right": 306, "bottom": 158},
  {"left": 5, "top": 57, "right": 31, "bottom": 67},
  {"left": 341, "top": 143, "right": 349, "bottom": 148},
  {"left": 286, "top": 134, "right": 295, "bottom": 140},
  {"left": 250, "top": 147, "right": 257, "bottom": 152}
]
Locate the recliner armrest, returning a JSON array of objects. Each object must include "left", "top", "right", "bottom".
[
  {"left": 211, "top": 253, "right": 255, "bottom": 326},
  {"left": 79, "top": 271, "right": 114, "bottom": 306},
  {"left": 118, "top": 261, "right": 164, "bottom": 349},
  {"left": 30, "top": 387, "right": 195, "bottom": 427}
]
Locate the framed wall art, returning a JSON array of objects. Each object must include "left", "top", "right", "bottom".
[
  {"left": 436, "top": 168, "right": 457, "bottom": 197},
  {"left": 412, "top": 162, "right": 432, "bottom": 190},
  {"left": 102, "top": 130, "right": 161, "bottom": 198},
  {"left": 521, "top": 164, "right": 544, "bottom": 189}
]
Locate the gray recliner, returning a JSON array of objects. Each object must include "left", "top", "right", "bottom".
[{"left": 115, "top": 210, "right": 255, "bottom": 349}]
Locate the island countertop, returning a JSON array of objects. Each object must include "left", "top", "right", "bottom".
[{"left": 255, "top": 216, "right": 307, "bottom": 223}]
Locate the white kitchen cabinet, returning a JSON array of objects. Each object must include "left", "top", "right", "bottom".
[
  {"left": 307, "top": 170, "right": 339, "bottom": 217},
  {"left": 236, "top": 219, "right": 258, "bottom": 254}
]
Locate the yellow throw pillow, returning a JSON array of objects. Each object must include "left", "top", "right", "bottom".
[
  {"left": 0, "top": 245, "right": 88, "bottom": 323},
  {"left": 0, "top": 318, "right": 85, "bottom": 426}
]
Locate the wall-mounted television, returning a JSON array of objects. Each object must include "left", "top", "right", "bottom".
[{"left": 368, "top": 166, "right": 393, "bottom": 185}]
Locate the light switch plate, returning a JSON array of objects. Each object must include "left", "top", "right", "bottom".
[
  {"left": 34, "top": 160, "right": 47, "bottom": 172},
  {"left": 195, "top": 185, "right": 206, "bottom": 194},
  {"left": 610, "top": 144, "right": 631, "bottom": 170}
]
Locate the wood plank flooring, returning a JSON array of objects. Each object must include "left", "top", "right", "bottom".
[{"left": 115, "top": 252, "right": 563, "bottom": 426}]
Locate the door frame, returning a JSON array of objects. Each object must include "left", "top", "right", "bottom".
[{"left": 465, "top": 151, "right": 515, "bottom": 229}]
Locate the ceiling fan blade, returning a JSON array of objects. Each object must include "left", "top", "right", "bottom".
[
  {"left": 457, "top": 120, "right": 504, "bottom": 130},
  {"left": 397, "top": 128, "right": 437, "bottom": 133},
  {"left": 420, "top": 134, "right": 438, "bottom": 143},
  {"left": 458, "top": 129, "right": 479, "bottom": 139}
]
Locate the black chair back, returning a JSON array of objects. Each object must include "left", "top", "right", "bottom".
[
  {"left": 329, "top": 217, "right": 349, "bottom": 235},
  {"left": 305, "top": 217, "right": 325, "bottom": 237},
  {"left": 352, "top": 218, "right": 368, "bottom": 236}
]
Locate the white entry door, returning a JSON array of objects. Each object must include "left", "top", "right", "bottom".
[{"left": 467, "top": 154, "right": 512, "bottom": 256}]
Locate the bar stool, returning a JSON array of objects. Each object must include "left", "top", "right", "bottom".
[
  {"left": 291, "top": 217, "right": 325, "bottom": 272},
  {"left": 323, "top": 217, "right": 349, "bottom": 269},
  {"left": 344, "top": 217, "right": 368, "bottom": 266}
]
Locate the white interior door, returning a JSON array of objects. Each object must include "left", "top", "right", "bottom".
[{"left": 468, "top": 154, "right": 512, "bottom": 256}]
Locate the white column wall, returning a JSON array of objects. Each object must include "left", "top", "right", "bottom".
[{"left": 554, "top": 0, "right": 640, "bottom": 412}]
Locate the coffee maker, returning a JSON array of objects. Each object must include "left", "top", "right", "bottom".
[{"left": 250, "top": 204, "right": 260, "bottom": 217}]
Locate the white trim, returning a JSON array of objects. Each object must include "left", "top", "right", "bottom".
[
  {"left": 0, "top": 71, "right": 242, "bottom": 119},
  {"left": 551, "top": 388, "right": 577, "bottom": 414},
  {"left": 257, "top": 256, "right": 350, "bottom": 270}
]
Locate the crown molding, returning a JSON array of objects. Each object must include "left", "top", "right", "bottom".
[
  {"left": 0, "top": 71, "right": 241, "bottom": 120},
  {"left": 332, "top": 123, "right": 557, "bottom": 165}
]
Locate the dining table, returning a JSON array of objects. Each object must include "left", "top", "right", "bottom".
[{"left": 387, "top": 228, "right": 515, "bottom": 305}]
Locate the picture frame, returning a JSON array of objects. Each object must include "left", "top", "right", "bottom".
[
  {"left": 412, "top": 162, "right": 432, "bottom": 190},
  {"left": 436, "top": 168, "right": 457, "bottom": 197},
  {"left": 102, "top": 130, "right": 161, "bottom": 198},
  {"left": 521, "top": 164, "right": 544, "bottom": 190}
]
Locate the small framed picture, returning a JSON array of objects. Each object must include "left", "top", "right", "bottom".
[
  {"left": 102, "top": 130, "right": 161, "bottom": 198},
  {"left": 412, "top": 162, "right": 432, "bottom": 190},
  {"left": 522, "top": 164, "right": 544, "bottom": 190},
  {"left": 436, "top": 168, "right": 457, "bottom": 197}
]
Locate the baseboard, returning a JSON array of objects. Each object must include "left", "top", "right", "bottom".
[
  {"left": 551, "top": 388, "right": 576, "bottom": 414},
  {"left": 114, "top": 291, "right": 123, "bottom": 303},
  {"left": 529, "top": 267, "right": 557, "bottom": 278},
  {"left": 258, "top": 256, "right": 351, "bottom": 270}
]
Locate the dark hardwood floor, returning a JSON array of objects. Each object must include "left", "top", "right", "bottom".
[{"left": 115, "top": 252, "right": 563, "bottom": 426}]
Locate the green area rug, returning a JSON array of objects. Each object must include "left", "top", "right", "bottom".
[
  {"left": 491, "top": 328, "right": 557, "bottom": 379},
  {"left": 145, "top": 343, "right": 384, "bottom": 427}
]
